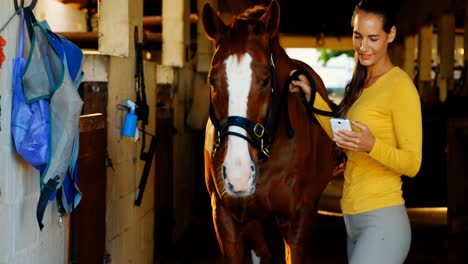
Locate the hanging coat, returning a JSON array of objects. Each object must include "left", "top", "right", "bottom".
[{"left": 20, "top": 7, "right": 84, "bottom": 230}]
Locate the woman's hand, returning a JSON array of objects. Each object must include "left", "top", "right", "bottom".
[
  {"left": 334, "top": 121, "right": 375, "bottom": 153},
  {"left": 288, "top": 70, "right": 312, "bottom": 102}
]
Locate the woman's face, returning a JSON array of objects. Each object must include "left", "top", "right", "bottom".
[{"left": 352, "top": 10, "right": 395, "bottom": 67}]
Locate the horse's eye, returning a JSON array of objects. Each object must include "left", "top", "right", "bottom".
[
  {"left": 209, "top": 77, "right": 216, "bottom": 88},
  {"left": 262, "top": 77, "right": 270, "bottom": 88}
]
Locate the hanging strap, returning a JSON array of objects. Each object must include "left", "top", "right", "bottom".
[
  {"left": 134, "top": 134, "right": 157, "bottom": 206},
  {"left": 17, "top": 8, "right": 24, "bottom": 58},
  {"left": 134, "top": 27, "right": 150, "bottom": 160},
  {"left": 14, "top": 0, "right": 38, "bottom": 12},
  {"left": 36, "top": 176, "right": 60, "bottom": 230},
  {"left": 0, "top": 8, "right": 21, "bottom": 34},
  {"left": 136, "top": 42, "right": 149, "bottom": 126},
  {"left": 22, "top": 6, "right": 37, "bottom": 45}
]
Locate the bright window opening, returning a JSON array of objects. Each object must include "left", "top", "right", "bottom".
[{"left": 285, "top": 48, "right": 355, "bottom": 103}]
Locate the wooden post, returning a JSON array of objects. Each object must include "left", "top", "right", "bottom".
[
  {"left": 98, "top": 1, "right": 158, "bottom": 263},
  {"left": 390, "top": 42, "right": 405, "bottom": 69},
  {"left": 464, "top": 0, "right": 468, "bottom": 96},
  {"left": 162, "top": 0, "right": 190, "bottom": 67},
  {"left": 196, "top": 0, "right": 216, "bottom": 72},
  {"left": 437, "top": 14, "right": 455, "bottom": 102},
  {"left": 160, "top": 0, "right": 194, "bottom": 243},
  {"left": 403, "top": 35, "right": 416, "bottom": 80},
  {"left": 417, "top": 24, "right": 434, "bottom": 105},
  {"left": 99, "top": 0, "right": 130, "bottom": 56},
  {"left": 186, "top": 0, "right": 217, "bottom": 130}
]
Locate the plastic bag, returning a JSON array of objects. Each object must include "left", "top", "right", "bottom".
[{"left": 11, "top": 9, "right": 49, "bottom": 171}]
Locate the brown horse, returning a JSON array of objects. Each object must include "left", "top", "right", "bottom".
[{"left": 202, "top": 1, "right": 338, "bottom": 263}]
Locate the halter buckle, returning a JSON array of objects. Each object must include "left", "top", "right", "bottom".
[
  {"left": 212, "top": 131, "right": 221, "bottom": 157},
  {"left": 261, "top": 139, "right": 270, "bottom": 158},
  {"left": 253, "top": 123, "right": 265, "bottom": 138},
  {"left": 269, "top": 53, "right": 275, "bottom": 69}
]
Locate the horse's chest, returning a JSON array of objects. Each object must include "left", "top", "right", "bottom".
[
  {"left": 264, "top": 177, "right": 301, "bottom": 208},
  {"left": 232, "top": 174, "right": 303, "bottom": 216}
]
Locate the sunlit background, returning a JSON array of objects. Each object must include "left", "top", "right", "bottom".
[{"left": 286, "top": 48, "right": 355, "bottom": 103}]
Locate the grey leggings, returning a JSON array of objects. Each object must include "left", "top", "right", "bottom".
[{"left": 343, "top": 205, "right": 411, "bottom": 264}]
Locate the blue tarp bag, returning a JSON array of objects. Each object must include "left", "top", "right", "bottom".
[
  {"left": 11, "top": 9, "right": 49, "bottom": 171},
  {"left": 11, "top": 7, "right": 83, "bottom": 230}
]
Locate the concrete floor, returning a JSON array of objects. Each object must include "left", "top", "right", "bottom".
[
  {"left": 156, "top": 175, "right": 461, "bottom": 263},
  {"left": 156, "top": 206, "right": 458, "bottom": 264}
]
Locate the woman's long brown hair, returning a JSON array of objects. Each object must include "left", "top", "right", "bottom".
[{"left": 335, "top": 0, "right": 397, "bottom": 118}]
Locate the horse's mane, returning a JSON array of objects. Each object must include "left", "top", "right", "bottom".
[
  {"left": 221, "top": 5, "right": 277, "bottom": 55},
  {"left": 226, "top": 4, "right": 284, "bottom": 56},
  {"left": 229, "top": 5, "right": 267, "bottom": 26},
  {"left": 230, "top": 5, "right": 266, "bottom": 27}
]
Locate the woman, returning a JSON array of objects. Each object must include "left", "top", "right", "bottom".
[{"left": 289, "top": 0, "right": 422, "bottom": 263}]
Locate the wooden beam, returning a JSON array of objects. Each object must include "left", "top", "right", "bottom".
[
  {"left": 280, "top": 34, "right": 353, "bottom": 50},
  {"left": 217, "top": 0, "right": 258, "bottom": 14},
  {"left": 143, "top": 14, "right": 198, "bottom": 27}
]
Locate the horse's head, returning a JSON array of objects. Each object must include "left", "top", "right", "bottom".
[{"left": 202, "top": 1, "right": 282, "bottom": 197}]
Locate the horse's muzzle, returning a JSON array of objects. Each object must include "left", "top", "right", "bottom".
[{"left": 223, "top": 163, "right": 257, "bottom": 196}]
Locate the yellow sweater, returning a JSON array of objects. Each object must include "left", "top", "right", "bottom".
[{"left": 313, "top": 66, "right": 422, "bottom": 214}]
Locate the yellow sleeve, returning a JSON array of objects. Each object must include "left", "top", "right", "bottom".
[
  {"left": 311, "top": 91, "right": 334, "bottom": 140},
  {"left": 368, "top": 83, "right": 422, "bottom": 177}
]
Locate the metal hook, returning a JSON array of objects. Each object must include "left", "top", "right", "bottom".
[{"left": 14, "top": 0, "right": 38, "bottom": 12}]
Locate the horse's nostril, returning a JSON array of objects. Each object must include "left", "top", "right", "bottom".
[
  {"left": 251, "top": 165, "right": 255, "bottom": 172},
  {"left": 223, "top": 165, "right": 227, "bottom": 179},
  {"left": 227, "top": 182, "right": 234, "bottom": 191}
]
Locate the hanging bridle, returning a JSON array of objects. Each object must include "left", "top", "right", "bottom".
[{"left": 209, "top": 52, "right": 279, "bottom": 161}]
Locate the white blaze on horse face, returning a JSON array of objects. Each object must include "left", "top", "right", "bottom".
[{"left": 223, "top": 53, "right": 256, "bottom": 193}]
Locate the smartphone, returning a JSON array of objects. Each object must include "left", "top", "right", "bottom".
[{"left": 330, "top": 118, "right": 352, "bottom": 139}]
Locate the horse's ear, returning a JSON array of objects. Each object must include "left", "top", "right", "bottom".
[
  {"left": 202, "top": 3, "right": 228, "bottom": 41},
  {"left": 259, "top": 0, "right": 280, "bottom": 38}
]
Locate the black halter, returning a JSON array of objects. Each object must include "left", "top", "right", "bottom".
[
  {"left": 209, "top": 53, "right": 336, "bottom": 161},
  {"left": 209, "top": 53, "right": 279, "bottom": 161}
]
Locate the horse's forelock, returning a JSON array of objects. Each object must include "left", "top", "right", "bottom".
[
  {"left": 221, "top": 6, "right": 271, "bottom": 55},
  {"left": 233, "top": 5, "right": 267, "bottom": 24},
  {"left": 230, "top": 7, "right": 263, "bottom": 31}
]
